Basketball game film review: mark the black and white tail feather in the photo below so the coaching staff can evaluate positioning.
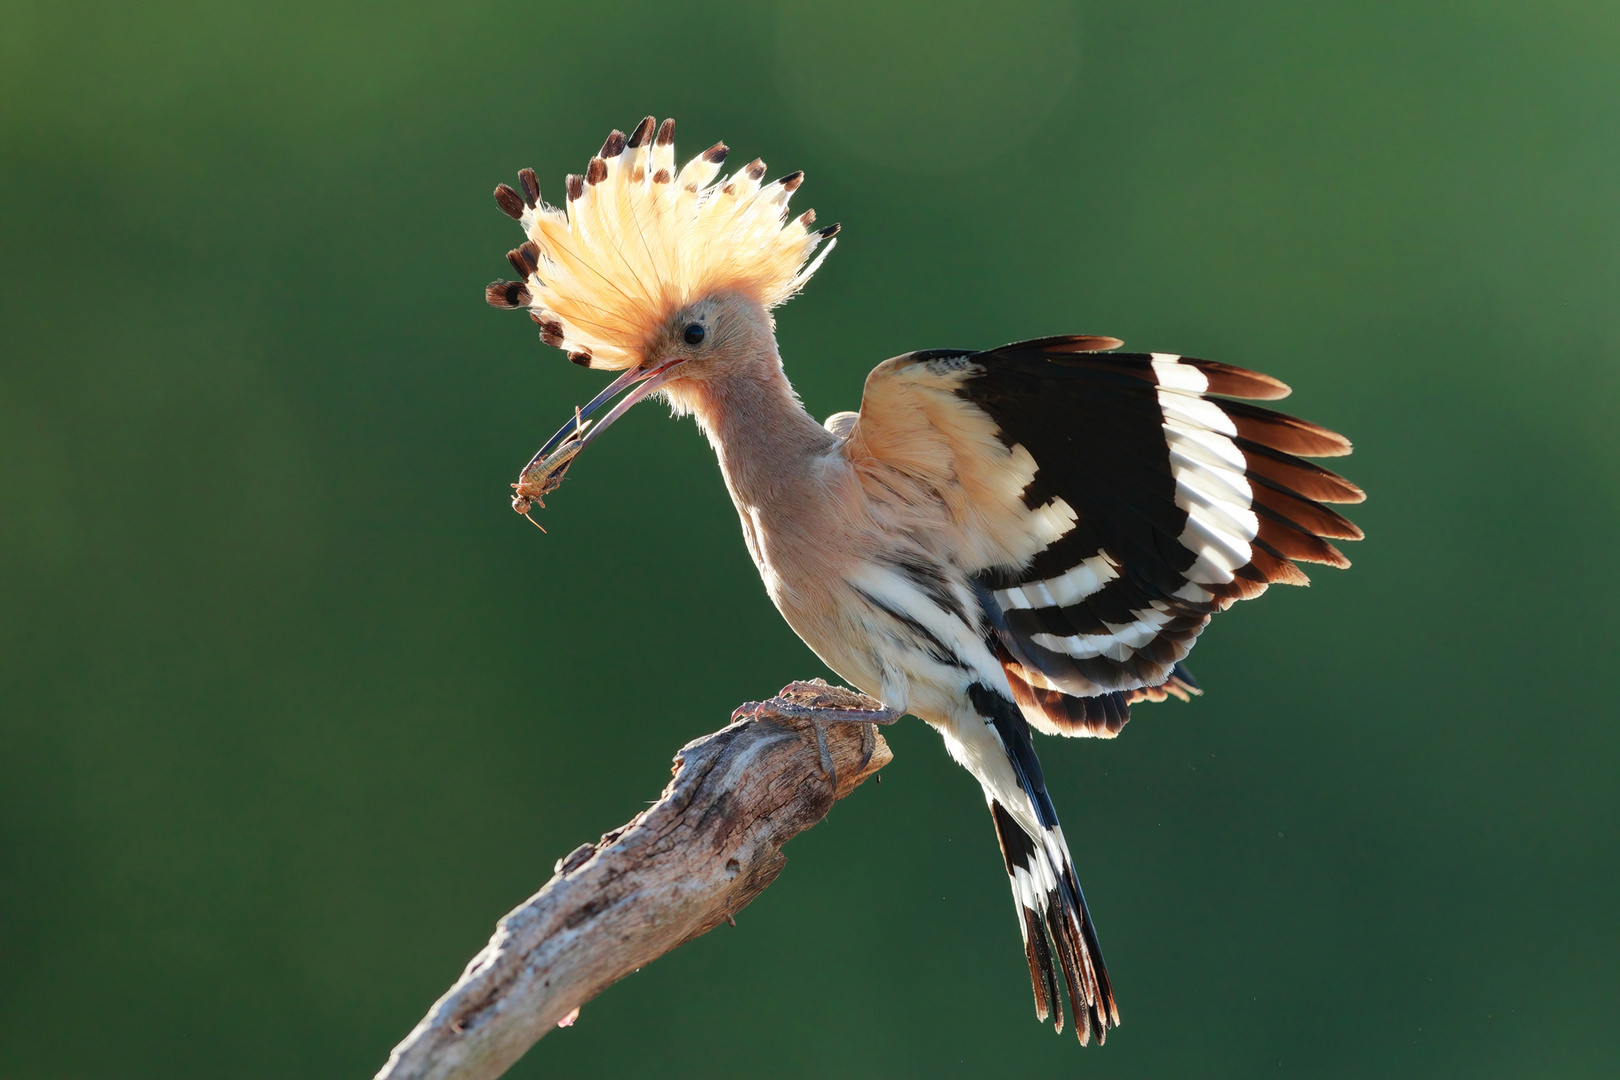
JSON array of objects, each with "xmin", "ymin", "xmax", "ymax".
[{"xmin": 969, "ymin": 684, "xmax": 1118, "ymax": 1043}]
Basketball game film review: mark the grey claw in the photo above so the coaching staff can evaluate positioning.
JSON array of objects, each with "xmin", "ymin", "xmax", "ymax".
[
  {"xmin": 812, "ymin": 721, "xmax": 837, "ymax": 789},
  {"xmin": 856, "ymin": 722, "xmax": 876, "ymax": 772}
]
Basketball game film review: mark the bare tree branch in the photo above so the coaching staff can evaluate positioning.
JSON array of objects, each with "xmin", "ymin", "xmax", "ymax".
[{"xmin": 374, "ymin": 680, "xmax": 894, "ymax": 1080}]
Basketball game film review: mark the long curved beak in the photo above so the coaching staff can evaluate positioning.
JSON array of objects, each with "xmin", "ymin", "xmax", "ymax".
[{"xmin": 511, "ymin": 357, "xmax": 686, "ymax": 518}]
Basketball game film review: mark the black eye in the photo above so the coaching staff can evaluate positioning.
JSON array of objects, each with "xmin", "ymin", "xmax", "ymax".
[{"xmin": 683, "ymin": 322, "xmax": 706, "ymax": 346}]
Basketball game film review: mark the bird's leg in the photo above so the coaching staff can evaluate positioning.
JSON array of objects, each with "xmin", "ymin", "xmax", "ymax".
[{"xmin": 729, "ymin": 678, "xmax": 902, "ymax": 789}]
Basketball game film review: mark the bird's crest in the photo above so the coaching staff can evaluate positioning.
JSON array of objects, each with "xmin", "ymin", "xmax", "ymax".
[{"xmin": 486, "ymin": 117, "xmax": 838, "ymax": 370}]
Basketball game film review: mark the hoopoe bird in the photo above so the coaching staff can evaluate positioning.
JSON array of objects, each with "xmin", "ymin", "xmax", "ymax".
[{"xmin": 485, "ymin": 118, "xmax": 1363, "ymax": 1044}]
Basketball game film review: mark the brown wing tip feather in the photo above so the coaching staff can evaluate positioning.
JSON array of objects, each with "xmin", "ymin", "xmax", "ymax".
[
  {"xmin": 1186, "ymin": 359, "xmax": 1293, "ymax": 400},
  {"xmin": 1226, "ymin": 401, "xmax": 1355, "ymax": 458},
  {"xmin": 1041, "ymin": 335, "xmax": 1126, "ymax": 354}
]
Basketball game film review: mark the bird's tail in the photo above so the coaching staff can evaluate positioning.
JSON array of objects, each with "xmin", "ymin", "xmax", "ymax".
[
  {"xmin": 987, "ymin": 799, "xmax": 1117, "ymax": 1043},
  {"xmin": 968, "ymin": 685, "xmax": 1118, "ymax": 1044}
]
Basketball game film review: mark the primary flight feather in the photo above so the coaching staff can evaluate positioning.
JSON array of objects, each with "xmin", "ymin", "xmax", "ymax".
[{"xmin": 485, "ymin": 117, "xmax": 1364, "ymax": 1044}]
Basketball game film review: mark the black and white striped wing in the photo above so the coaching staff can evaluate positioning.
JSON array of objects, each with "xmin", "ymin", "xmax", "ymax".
[{"xmin": 961, "ymin": 336, "xmax": 1363, "ymax": 735}]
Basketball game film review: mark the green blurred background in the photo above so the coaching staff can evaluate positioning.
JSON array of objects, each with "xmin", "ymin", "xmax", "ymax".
[{"xmin": 3, "ymin": 1, "xmax": 1616, "ymax": 1076}]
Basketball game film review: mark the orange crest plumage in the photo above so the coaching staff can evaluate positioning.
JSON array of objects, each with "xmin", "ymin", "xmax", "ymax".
[{"xmin": 485, "ymin": 117, "xmax": 839, "ymax": 370}]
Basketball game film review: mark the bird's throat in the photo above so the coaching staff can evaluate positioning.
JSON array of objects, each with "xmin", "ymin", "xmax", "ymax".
[{"xmin": 669, "ymin": 360, "xmax": 836, "ymax": 516}]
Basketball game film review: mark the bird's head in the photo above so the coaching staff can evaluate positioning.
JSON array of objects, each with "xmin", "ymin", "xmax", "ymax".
[{"xmin": 485, "ymin": 117, "xmax": 838, "ymax": 517}]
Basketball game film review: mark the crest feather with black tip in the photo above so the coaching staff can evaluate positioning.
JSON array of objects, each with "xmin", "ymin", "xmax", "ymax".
[{"xmin": 485, "ymin": 117, "xmax": 837, "ymax": 369}]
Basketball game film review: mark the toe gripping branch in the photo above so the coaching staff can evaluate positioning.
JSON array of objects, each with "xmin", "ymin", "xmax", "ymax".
[{"xmin": 731, "ymin": 678, "xmax": 901, "ymax": 790}]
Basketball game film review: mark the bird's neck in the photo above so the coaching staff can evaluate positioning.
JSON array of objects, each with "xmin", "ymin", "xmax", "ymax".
[{"xmin": 677, "ymin": 358, "xmax": 834, "ymax": 513}]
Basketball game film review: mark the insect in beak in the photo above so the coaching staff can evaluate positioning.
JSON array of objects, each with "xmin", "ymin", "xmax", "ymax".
[{"xmin": 510, "ymin": 356, "xmax": 687, "ymax": 526}]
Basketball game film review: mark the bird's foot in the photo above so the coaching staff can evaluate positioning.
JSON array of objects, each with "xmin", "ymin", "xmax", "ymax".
[
  {"xmin": 729, "ymin": 679, "xmax": 901, "ymax": 789},
  {"xmin": 774, "ymin": 680, "xmax": 902, "ymax": 724}
]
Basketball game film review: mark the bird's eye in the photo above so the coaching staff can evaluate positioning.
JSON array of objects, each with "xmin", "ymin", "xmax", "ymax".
[{"xmin": 683, "ymin": 323, "xmax": 706, "ymax": 346}]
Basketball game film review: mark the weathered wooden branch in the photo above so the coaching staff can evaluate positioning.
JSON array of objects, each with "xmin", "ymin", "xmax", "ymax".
[{"xmin": 374, "ymin": 680, "xmax": 894, "ymax": 1080}]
